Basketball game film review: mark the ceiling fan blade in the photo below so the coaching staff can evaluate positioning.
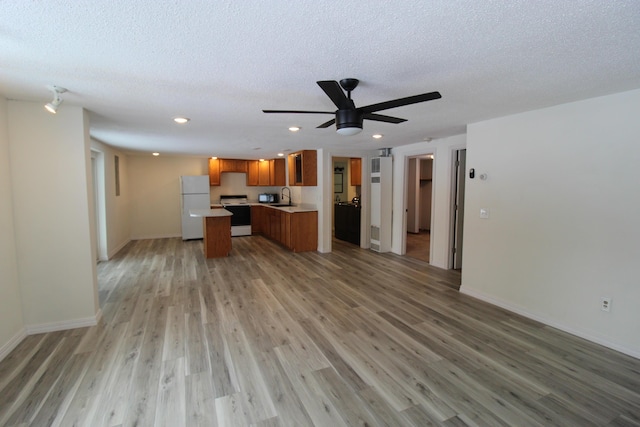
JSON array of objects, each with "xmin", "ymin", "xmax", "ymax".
[
  {"xmin": 262, "ymin": 109, "xmax": 334, "ymax": 114},
  {"xmin": 360, "ymin": 91, "xmax": 442, "ymax": 113},
  {"xmin": 363, "ymin": 113, "xmax": 407, "ymax": 124},
  {"xmin": 317, "ymin": 81, "xmax": 355, "ymax": 110},
  {"xmin": 317, "ymin": 118, "xmax": 336, "ymax": 128}
]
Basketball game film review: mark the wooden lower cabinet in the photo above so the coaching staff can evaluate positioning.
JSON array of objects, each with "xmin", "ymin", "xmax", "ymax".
[
  {"xmin": 203, "ymin": 215, "xmax": 231, "ymax": 258},
  {"xmin": 288, "ymin": 211, "xmax": 317, "ymax": 252},
  {"xmin": 254, "ymin": 206, "xmax": 317, "ymax": 252},
  {"xmin": 251, "ymin": 205, "xmax": 264, "ymax": 234}
]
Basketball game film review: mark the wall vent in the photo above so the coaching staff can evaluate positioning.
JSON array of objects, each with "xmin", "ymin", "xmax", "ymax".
[
  {"xmin": 371, "ymin": 176, "xmax": 380, "ymax": 183},
  {"xmin": 371, "ymin": 158, "xmax": 380, "ymax": 174},
  {"xmin": 371, "ymin": 225, "xmax": 380, "ymax": 241}
]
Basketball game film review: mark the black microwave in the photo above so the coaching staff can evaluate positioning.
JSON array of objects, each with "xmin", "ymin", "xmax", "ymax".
[{"xmin": 258, "ymin": 193, "xmax": 278, "ymax": 203}]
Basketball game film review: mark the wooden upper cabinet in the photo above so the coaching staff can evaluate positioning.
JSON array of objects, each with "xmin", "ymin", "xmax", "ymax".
[
  {"xmin": 258, "ymin": 160, "xmax": 271, "ymax": 186},
  {"xmin": 220, "ymin": 159, "xmax": 247, "ymax": 173},
  {"xmin": 246, "ymin": 160, "xmax": 259, "ymax": 186},
  {"xmin": 288, "ymin": 150, "xmax": 317, "ymax": 186},
  {"xmin": 350, "ymin": 158, "xmax": 362, "ymax": 186},
  {"xmin": 208, "ymin": 158, "xmax": 220, "ymax": 186},
  {"xmin": 246, "ymin": 158, "xmax": 286, "ymax": 186},
  {"xmin": 270, "ymin": 158, "xmax": 286, "ymax": 186}
]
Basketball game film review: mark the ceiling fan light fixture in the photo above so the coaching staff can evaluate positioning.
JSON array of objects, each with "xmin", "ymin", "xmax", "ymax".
[
  {"xmin": 336, "ymin": 109, "xmax": 363, "ymax": 136},
  {"xmin": 336, "ymin": 126, "xmax": 362, "ymax": 136}
]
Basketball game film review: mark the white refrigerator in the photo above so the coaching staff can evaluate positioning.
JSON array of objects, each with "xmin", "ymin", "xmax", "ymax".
[{"xmin": 180, "ymin": 175, "xmax": 210, "ymax": 240}]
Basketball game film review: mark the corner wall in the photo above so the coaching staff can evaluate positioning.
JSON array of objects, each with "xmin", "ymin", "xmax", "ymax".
[
  {"xmin": 0, "ymin": 97, "xmax": 25, "ymax": 358},
  {"xmin": 462, "ymin": 89, "xmax": 640, "ymax": 357},
  {"xmin": 7, "ymin": 101, "xmax": 99, "ymax": 331}
]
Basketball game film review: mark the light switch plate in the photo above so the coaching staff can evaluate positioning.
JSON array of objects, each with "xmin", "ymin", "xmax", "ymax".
[{"xmin": 480, "ymin": 208, "xmax": 489, "ymax": 219}]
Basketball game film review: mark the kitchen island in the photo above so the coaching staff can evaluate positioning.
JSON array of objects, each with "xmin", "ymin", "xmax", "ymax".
[
  {"xmin": 189, "ymin": 209, "xmax": 233, "ymax": 258},
  {"xmin": 251, "ymin": 204, "xmax": 318, "ymax": 252}
]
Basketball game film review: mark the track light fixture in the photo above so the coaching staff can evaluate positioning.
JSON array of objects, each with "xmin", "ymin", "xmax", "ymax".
[{"xmin": 44, "ymin": 86, "xmax": 67, "ymax": 114}]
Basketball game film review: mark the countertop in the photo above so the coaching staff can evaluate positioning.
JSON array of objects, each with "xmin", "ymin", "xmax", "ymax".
[
  {"xmin": 209, "ymin": 203, "xmax": 318, "ymax": 213},
  {"xmin": 189, "ymin": 208, "xmax": 233, "ymax": 218},
  {"xmin": 266, "ymin": 204, "xmax": 317, "ymax": 213}
]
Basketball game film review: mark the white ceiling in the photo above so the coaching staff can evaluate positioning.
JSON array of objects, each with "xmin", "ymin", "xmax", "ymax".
[{"xmin": 2, "ymin": 1, "xmax": 640, "ymax": 159}]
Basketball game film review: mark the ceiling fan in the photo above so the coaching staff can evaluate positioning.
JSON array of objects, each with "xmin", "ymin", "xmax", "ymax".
[{"xmin": 263, "ymin": 78, "xmax": 441, "ymax": 136}]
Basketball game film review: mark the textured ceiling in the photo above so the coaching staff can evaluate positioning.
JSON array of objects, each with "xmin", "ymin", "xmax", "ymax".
[{"xmin": 2, "ymin": 1, "xmax": 640, "ymax": 158}]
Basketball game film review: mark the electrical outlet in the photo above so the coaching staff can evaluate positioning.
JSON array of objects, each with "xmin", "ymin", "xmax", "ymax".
[{"xmin": 601, "ymin": 297, "xmax": 612, "ymax": 312}]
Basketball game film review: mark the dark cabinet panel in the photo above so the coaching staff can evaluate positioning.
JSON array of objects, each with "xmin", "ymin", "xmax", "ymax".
[{"xmin": 334, "ymin": 204, "xmax": 361, "ymax": 245}]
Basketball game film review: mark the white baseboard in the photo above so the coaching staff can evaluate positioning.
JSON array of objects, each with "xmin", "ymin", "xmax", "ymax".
[
  {"xmin": 460, "ymin": 287, "xmax": 640, "ymax": 360},
  {"xmin": 24, "ymin": 313, "xmax": 100, "ymax": 335},
  {"xmin": 0, "ymin": 328, "xmax": 27, "ymax": 363}
]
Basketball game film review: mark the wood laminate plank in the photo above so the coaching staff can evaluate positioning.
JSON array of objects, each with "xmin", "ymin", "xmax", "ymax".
[
  {"xmin": 273, "ymin": 344, "xmax": 349, "ymax": 427},
  {"xmin": 185, "ymin": 371, "xmax": 218, "ymax": 427},
  {"xmin": 154, "ymin": 357, "xmax": 187, "ymax": 427},
  {"xmin": 254, "ymin": 348, "xmax": 315, "ymax": 426},
  {"xmin": 310, "ymin": 366, "xmax": 386, "ymax": 427},
  {"xmin": 185, "ymin": 312, "xmax": 209, "ymax": 376},
  {"xmin": 162, "ymin": 304, "xmax": 185, "ymax": 361}
]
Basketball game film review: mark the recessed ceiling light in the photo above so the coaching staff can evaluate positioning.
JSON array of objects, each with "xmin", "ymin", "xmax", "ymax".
[
  {"xmin": 289, "ymin": 126, "xmax": 300, "ymax": 132},
  {"xmin": 277, "ymin": 153, "xmax": 284, "ymax": 157},
  {"xmin": 152, "ymin": 152, "xmax": 160, "ymax": 156},
  {"xmin": 173, "ymin": 117, "xmax": 190, "ymax": 124},
  {"xmin": 211, "ymin": 156, "xmax": 218, "ymax": 160},
  {"xmin": 372, "ymin": 134, "xmax": 383, "ymax": 139},
  {"xmin": 259, "ymin": 158, "xmax": 265, "ymax": 162}
]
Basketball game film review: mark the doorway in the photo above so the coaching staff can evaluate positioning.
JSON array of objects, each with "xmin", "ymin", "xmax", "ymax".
[
  {"xmin": 406, "ymin": 155, "xmax": 434, "ymax": 262},
  {"xmin": 332, "ymin": 156, "xmax": 362, "ymax": 246}
]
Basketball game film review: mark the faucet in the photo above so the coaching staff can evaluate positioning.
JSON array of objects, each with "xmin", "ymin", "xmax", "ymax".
[{"xmin": 281, "ymin": 187, "xmax": 291, "ymax": 205}]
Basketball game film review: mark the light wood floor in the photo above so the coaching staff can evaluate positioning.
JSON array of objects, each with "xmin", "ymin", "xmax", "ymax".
[
  {"xmin": 406, "ymin": 231, "xmax": 431, "ymax": 264},
  {"xmin": 1, "ymin": 236, "xmax": 639, "ymax": 426}
]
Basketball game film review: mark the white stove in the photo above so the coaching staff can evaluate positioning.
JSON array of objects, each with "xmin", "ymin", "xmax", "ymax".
[{"xmin": 220, "ymin": 195, "xmax": 252, "ymax": 236}]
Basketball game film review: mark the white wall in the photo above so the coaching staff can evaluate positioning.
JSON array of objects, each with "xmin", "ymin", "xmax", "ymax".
[
  {"xmin": 461, "ymin": 89, "xmax": 640, "ymax": 357},
  {"xmin": 392, "ymin": 135, "xmax": 467, "ymax": 268},
  {"xmin": 0, "ymin": 97, "xmax": 25, "ymax": 358},
  {"xmin": 128, "ymin": 155, "xmax": 208, "ymax": 239},
  {"xmin": 7, "ymin": 101, "xmax": 99, "ymax": 330}
]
